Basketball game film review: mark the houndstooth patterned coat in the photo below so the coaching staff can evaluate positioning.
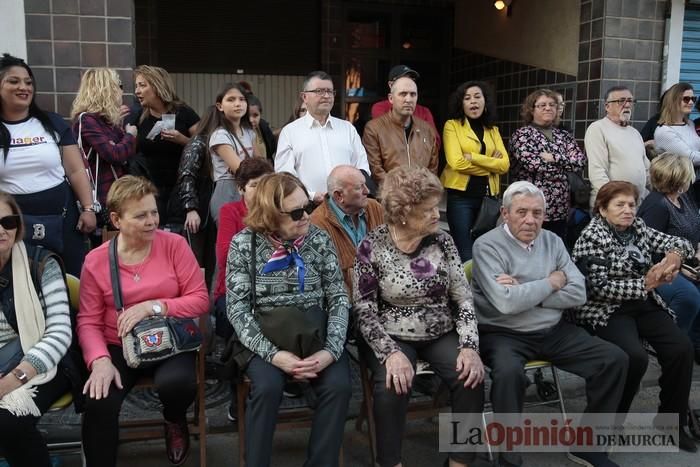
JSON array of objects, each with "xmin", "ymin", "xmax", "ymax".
[{"xmin": 571, "ymin": 215, "xmax": 694, "ymax": 329}]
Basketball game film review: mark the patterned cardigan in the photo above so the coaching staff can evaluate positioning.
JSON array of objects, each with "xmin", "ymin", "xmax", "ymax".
[
  {"xmin": 571, "ymin": 215, "xmax": 694, "ymax": 328},
  {"xmin": 226, "ymin": 225, "xmax": 350, "ymax": 362},
  {"xmin": 509, "ymin": 125, "xmax": 586, "ymax": 222}
]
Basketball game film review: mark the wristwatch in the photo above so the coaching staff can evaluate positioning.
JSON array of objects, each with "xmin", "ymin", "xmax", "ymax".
[
  {"xmin": 152, "ymin": 302, "xmax": 163, "ymax": 317},
  {"xmin": 11, "ymin": 368, "xmax": 28, "ymax": 385}
]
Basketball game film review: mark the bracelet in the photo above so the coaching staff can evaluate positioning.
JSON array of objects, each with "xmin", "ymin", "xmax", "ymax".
[
  {"xmin": 81, "ymin": 206, "xmax": 96, "ymax": 213},
  {"xmin": 668, "ymin": 248, "xmax": 685, "ymax": 260}
]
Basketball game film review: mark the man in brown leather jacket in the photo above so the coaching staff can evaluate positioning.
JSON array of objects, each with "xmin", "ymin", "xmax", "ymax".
[{"xmin": 362, "ymin": 75, "xmax": 439, "ymax": 185}]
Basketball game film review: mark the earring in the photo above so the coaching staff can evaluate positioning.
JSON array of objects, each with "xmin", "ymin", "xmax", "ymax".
[{"xmin": 401, "ymin": 220, "xmax": 406, "ymax": 225}]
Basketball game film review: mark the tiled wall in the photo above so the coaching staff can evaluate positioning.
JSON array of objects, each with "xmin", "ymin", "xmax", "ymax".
[
  {"xmin": 450, "ymin": 50, "xmax": 578, "ymax": 143},
  {"xmin": 576, "ymin": 0, "xmax": 667, "ymax": 137},
  {"xmin": 23, "ymin": 0, "xmax": 136, "ymax": 117}
]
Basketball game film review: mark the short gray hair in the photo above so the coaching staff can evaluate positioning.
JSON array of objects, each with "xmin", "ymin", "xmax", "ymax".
[{"xmin": 502, "ymin": 181, "xmax": 547, "ymax": 211}]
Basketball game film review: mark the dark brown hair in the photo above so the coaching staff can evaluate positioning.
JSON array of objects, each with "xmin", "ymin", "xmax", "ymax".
[
  {"xmin": 593, "ymin": 181, "xmax": 639, "ymax": 215},
  {"xmin": 521, "ymin": 88, "xmax": 558, "ymax": 125},
  {"xmin": 235, "ymin": 157, "xmax": 273, "ymax": 190}
]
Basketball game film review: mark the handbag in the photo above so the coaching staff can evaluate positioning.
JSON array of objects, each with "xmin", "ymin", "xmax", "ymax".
[
  {"xmin": 471, "ymin": 183, "xmax": 502, "ymax": 239},
  {"xmin": 0, "ymin": 337, "xmax": 24, "ymax": 376},
  {"xmin": 249, "ymin": 233, "xmax": 327, "ymax": 358},
  {"xmin": 23, "ymin": 211, "xmax": 66, "ymax": 254},
  {"xmin": 109, "ymin": 236, "xmax": 202, "ymax": 369}
]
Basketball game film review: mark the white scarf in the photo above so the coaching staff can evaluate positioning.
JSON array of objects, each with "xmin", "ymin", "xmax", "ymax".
[{"xmin": 0, "ymin": 242, "xmax": 56, "ymax": 416}]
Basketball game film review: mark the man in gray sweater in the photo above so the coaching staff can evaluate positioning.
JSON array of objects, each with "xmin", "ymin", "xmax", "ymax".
[{"xmin": 472, "ymin": 181, "xmax": 628, "ymax": 467}]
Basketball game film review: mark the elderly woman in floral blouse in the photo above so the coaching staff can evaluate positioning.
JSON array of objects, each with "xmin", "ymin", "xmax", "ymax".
[
  {"xmin": 353, "ymin": 166, "xmax": 484, "ymax": 467},
  {"xmin": 510, "ymin": 88, "xmax": 586, "ymax": 242}
]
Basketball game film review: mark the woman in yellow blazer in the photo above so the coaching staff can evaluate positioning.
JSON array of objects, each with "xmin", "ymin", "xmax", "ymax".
[{"xmin": 441, "ymin": 81, "xmax": 510, "ymax": 261}]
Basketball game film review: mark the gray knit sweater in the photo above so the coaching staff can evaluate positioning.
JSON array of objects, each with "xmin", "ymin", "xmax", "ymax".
[
  {"xmin": 471, "ymin": 226, "xmax": 586, "ymax": 332},
  {"xmin": 0, "ymin": 257, "xmax": 71, "ymax": 374}
]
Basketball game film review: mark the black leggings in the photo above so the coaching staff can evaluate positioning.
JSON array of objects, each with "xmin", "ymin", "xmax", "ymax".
[
  {"xmin": 81, "ymin": 345, "xmax": 197, "ymax": 467},
  {"xmin": 0, "ymin": 370, "xmax": 71, "ymax": 467}
]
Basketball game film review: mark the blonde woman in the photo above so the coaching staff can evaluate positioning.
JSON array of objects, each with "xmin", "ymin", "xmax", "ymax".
[
  {"xmin": 71, "ymin": 68, "xmax": 138, "ymax": 222},
  {"xmin": 130, "ymin": 65, "xmax": 199, "ymax": 225},
  {"xmin": 654, "ymin": 83, "xmax": 700, "ymax": 169}
]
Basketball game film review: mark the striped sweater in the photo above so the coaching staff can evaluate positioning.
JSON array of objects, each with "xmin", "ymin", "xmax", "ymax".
[{"xmin": 0, "ymin": 257, "xmax": 71, "ymax": 374}]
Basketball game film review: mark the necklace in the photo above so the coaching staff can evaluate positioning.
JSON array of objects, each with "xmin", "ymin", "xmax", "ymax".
[
  {"xmin": 121, "ymin": 246, "xmax": 151, "ymax": 282},
  {"xmin": 389, "ymin": 224, "xmax": 420, "ymax": 253}
]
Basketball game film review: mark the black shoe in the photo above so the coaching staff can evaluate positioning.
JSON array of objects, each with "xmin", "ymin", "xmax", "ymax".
[
  {"xmin": 567, "ymin": 451, "xmax": 619, "ymax": 467},
  {"xmin": 227, "ymin": 403, "xmax": 237, "ymax": 422},
  {"xmin": 679, "ymin": 427, "xmax": 698, "ymax": 453}
]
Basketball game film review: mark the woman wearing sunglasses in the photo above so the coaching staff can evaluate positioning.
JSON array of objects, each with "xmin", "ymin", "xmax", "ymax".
[
  {"xmin": 226, "ymin": 172, "xmax": 351, "ymax": 467},
  {"xmin": 655, "ymin": 82, "xmax": 700, "ymax": 169},
  {"xmin": 0, "ymin": 192, "xmax": 73, "ymax": 467}
]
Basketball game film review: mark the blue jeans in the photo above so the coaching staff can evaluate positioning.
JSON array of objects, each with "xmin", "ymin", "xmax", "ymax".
[
  {"xmin": 446, "ymin": 189, "xmax": 483, "ymax": 262},
  {"xmin": 656, "ymin": 274, "xmax": 700, "ymax": 348}
]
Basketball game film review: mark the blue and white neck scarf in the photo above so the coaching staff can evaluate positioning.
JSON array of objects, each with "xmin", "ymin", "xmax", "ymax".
[{"xmin": 262, "ymin": 234, "xmax": 307, "ymax": 292}]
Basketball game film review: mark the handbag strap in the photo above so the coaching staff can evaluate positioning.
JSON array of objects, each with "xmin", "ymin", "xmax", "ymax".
[
  {"xmin": 108, "ymin": 236, "xmax": 125, "ymax": 313},
  {"xmin": 229, "ymin": 130, "xmax": 252, "ymax": 160},
  {"xmin": 249, "ymin": 231, "xmax": 256, "ymax": 312}
]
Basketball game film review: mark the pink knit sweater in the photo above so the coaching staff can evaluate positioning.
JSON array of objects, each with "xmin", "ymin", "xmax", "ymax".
[{"xmin": 77, "ymin": 230, "xmax": 209, "ymax": 368}]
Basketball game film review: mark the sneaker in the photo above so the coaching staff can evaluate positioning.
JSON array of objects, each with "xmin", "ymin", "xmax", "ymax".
[
  {"xmin": 567, "ymin": 451, "xmax": 619, "ymax": 467},
  {"xmin": 227, "ymin": 403, "xmax": 237, "ymax": 422},
  {"xmin": 415, "ymin": 360, "xmax": 435, "ymax": 376}
]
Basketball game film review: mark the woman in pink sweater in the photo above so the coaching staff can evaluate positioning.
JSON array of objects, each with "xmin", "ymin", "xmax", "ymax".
[{"xmin": 77, "ymin": 176, "xmax": 209, "ymax": 467}]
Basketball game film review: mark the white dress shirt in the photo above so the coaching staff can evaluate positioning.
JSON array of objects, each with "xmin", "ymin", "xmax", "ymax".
[{"xmin": 274, "ymin": 112, "xmax": 370, "ymax": 197}]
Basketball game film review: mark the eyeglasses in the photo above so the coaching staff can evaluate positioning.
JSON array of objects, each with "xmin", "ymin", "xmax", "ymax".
[
  {"xmin": 0, "ymin": 215, "xmax": 20, "ymax": 230},
  {"xmin": 682, "ymin": 96, "xmax": 698, "ymax": 104},
  {"xmin": 533, "ymin": 102, "xmax": 558, "ymax": 109},
  {"xmin": 280, "ymin": 203, "xmax": 315, "ymax": 221},
  {"xmin": 606, "ymin": 98, "xmax": 636, "ymax": 105},
  {"xmin": 303, "ymin": 88, "xmax": 336, "ymax": 97}
]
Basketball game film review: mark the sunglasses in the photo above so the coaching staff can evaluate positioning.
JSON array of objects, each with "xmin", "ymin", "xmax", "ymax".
[
  {"xmin": 281, "ymin": 203, "xmax": 315, "ymax": 221},
  {"xmin": 0, "ymin": 215, "xmax": 20, "ymax": 230},
  {"xmin": 682, "ymin": 96, "xmax": 698, "ymax": 104}
]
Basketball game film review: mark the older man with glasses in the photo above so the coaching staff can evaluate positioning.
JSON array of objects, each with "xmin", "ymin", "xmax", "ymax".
[
  {"xmin": 584, "ymin": 85, "xmax": 650, "ymax": 210},
  {"xmin": 275, "ymin": 70, "xmax": 370, "ymax": 203}
]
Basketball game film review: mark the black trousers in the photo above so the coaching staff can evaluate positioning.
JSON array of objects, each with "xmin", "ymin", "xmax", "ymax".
[
  {"xmin": 361, "ymin": 331, "xmax": 484, "ymax": 467},
  {"xmin": 591, "ymin": 299, "xmax": 694, "ymax": 427},
  {"xmin": 81, "ymin": 345, "xmax": 197, "ymax": 467},
  {"xmin": 0, "ymin": 370, "xmax": 71, "ymax": 467},
  {"xmin": 243, "ymin": 352, "xmax": 352, "ymax": 467},
  {"xmin": 479, "ymin": 320, "xmax": 628, "ymax": 466}
]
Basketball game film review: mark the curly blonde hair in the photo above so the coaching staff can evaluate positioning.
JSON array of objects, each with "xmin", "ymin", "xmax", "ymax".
[
  {"xmin": 380, "ymin": 167, "xmax": 443, "ymax": 224},
  {"xmin": 70, "ymin": 68, "xmax": 122, "ymax": 125}
]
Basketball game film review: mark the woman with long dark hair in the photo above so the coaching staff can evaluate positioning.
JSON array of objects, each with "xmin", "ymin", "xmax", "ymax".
[
  {"xmin": 441, "ymin": 81, "xmax": 510, "ymax": 262},
  {"xmin": 0, "ymin": 53, "xmax": 96, "ymax": 275}
]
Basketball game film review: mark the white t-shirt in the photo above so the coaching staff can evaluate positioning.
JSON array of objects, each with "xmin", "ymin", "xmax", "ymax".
[
  {"xmin": 208, "ymin": 127, "xmax": 256, "ymax": 181},
  {"xmin": 0, "ymin": 114, "xmax": 73, "ymax": 194}
]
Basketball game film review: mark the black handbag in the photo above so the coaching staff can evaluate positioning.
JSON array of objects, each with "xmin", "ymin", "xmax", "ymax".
[
  {"xmin": 109, "ymin": 236, "xmax": 202, "ymax": 369},
  {"xmin": 471, "ymin": 184, "xmax": 502, "ymax": 239},
  {"xmin": 0, "ymin": 337, "xmax": 23, "ymax": 375}
]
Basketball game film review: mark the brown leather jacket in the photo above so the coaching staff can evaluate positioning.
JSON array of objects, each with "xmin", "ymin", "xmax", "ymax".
[
  {"xmin": 362, "ymin": 112, "xmax": 439, "ymax": 184},
  {"xmin": 310, "ymin": 197, "xmax": 384, "ymax": 294}
]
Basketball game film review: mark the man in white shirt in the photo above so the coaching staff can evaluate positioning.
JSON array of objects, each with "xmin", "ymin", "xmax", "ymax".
[
  {"xmin": 275, "ymin": 71, "xmax": 370, "ymax": 202},
  {"xmin": 585, "ymin": 86, "xmax": 649, "ymax": 209}
]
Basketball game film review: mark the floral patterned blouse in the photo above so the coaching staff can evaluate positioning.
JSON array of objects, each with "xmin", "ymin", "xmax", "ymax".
[
  {"xmin": 352, "ymin": 225, "xmax": 479, "ymax": 364},
  {"xmin": 509, "ymin": 125, "xmax": 586, "ymax": 222}
]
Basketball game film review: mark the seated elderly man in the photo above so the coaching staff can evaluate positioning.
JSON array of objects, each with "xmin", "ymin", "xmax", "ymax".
[
  {"xmin": 471, "ymin": 181, "xmax": 628, "ymax": 467},
  {"xmin": 310, "ymin": 165, "xmax": 383, "ymax": 292}
]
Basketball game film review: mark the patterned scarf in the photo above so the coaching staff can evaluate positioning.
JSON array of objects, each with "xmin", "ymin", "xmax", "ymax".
[{"xmin": 262, "ymin": 234, "xmax": 306, "ymax": 292}]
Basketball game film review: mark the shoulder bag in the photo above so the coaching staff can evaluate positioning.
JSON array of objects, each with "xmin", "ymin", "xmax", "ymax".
[
  {"xmin": 109, "ymin": 236, "xmax": 202, "ymax": 369},
  {"xmin": 471, "ymin": 183, "xmax": 502, "ymax": 239}
]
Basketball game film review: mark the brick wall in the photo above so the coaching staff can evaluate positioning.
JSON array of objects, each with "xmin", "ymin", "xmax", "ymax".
[
  {"xmin": 576, "ymin": 0, "xmax": 667, "ymax": 137},
  {"xmin": 24, "ymin": 0, "xmax": 136, "ymax": 118},
  {"xmin": 450, "ymin": 50, "xmax": 578, "ymax": 143}
]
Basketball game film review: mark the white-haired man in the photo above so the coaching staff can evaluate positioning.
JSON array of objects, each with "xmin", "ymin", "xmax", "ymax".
[{"xmin": 471, "ymin": 181, "xmax": 628, "ymax": 467}]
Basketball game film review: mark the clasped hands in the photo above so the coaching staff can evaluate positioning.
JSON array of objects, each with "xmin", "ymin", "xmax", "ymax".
[
  {"xmin": 271, "ymin": 349, "xmax": 334, "ymax": 380},
  {"xmin": 644, "ymin": 254, "xmax": 681, "ymax": 291}
]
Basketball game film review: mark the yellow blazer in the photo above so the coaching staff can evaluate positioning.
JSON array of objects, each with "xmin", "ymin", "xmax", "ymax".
[{"xmin": 440, "ymin": 118, "xmax": 510, "ymax": 194}]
